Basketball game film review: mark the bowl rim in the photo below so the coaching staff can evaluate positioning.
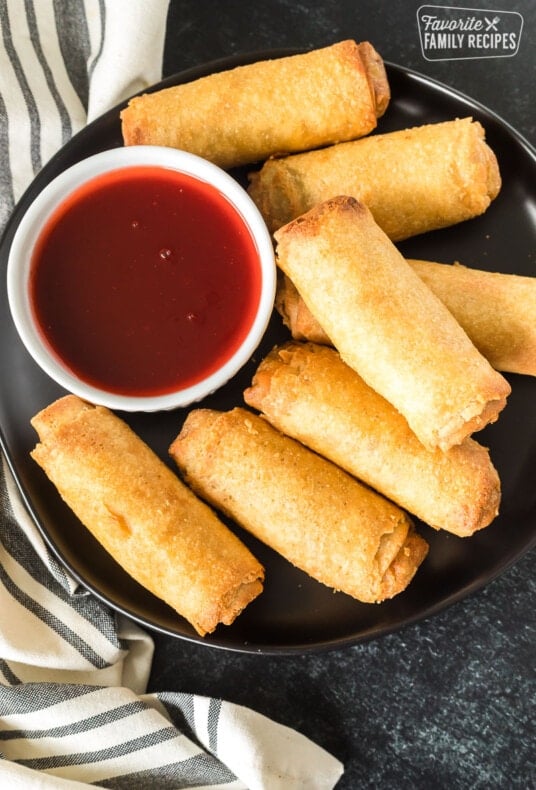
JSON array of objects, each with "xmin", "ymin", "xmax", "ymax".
[{"xmin": 6, "ymin": 146, "xmax": 276, "ymax": 412}]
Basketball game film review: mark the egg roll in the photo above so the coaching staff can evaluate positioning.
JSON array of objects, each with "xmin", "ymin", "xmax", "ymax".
[
  {"xmin": 30, "ymin": 395, "xmax": 264, "ymax": 636},
  {"xmin": 274, "ymin": 196, "xmax": 510, "ymax": 451},
  {"xmin": 410, "ymin": 260, "xmax": 536, "ymax": 377},
  {"xmin": 169, "ymin": 407, "xmax": 428, "ymax": 604},
  {"xmin": 276, "ymin": 261, "xmax": 536, "ymax": 377},
  {"xmin": 276, "ymin": 270, "xmax": 332, "ymax": 345},
  {"xmin": 121, "ymin": 40, "xmax": 389, "ymax": 169},
  {"xmin": 245, "ymin": 342, "xmax": 501, "ymax": 537},
  {"xmin": 248, "ymin": 117, "xmax": 501, "ymax": 238}
]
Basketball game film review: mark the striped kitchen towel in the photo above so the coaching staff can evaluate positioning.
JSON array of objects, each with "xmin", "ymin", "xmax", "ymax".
[{"xmin": 0, "ymin": 1, "xmax": 344, "ymax": 787}]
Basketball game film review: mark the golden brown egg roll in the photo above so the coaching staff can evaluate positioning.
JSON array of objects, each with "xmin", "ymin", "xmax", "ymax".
[
  {"xmin": 245, "ymin": 342, "xmax": 501, "ymax": 537},
  {"xmin": 120, "ymin": 40, "xmax": 389, "ymax": 169},
  {"xmin": 30, "ymin": 395, "xmax": 263, "ymax": 636},
  {"xmin": 275, "ymin": 271, "xmax": 332, "ymax": 345},
  {"xmin": 274, "ymin": 196, "xmax": 511, "ymax": 451},
  {"xmin": 410, "ymin": 260, "xmax": 536, "ymax": 376},
  {"xmin": 248, "ymin": 117, "xmax": 501, "ymax": 238},
  {"xmin": 169, "ymin": 407, "xmax": 428, "ymax": 604},
  {"xmin": 276, "ymin": 260, "xmax": 536, "ymax": 377}
]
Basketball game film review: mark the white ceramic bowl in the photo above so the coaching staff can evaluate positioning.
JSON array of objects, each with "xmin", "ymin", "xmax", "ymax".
[{"xmin": 7, "ymin": 146, "xmax": 276, "ymax": 412}]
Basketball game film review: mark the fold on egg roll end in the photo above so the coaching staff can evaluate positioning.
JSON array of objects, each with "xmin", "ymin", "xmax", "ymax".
[
  {"xmin": 377, "ymin": 526, "xmax": 429, "ymax": 601},
  {"xmin": 357, "ymin": 40, "xmax": 390, "ymax": 118}
]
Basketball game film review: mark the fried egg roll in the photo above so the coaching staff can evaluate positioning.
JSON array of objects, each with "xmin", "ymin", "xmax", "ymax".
[
  {"xmin": 30, "ymin": 395, "xmax": 264, "ymax": 636},
  {"xmin": 274, "ymin": 197, "xmax": 510, "ymax": 451},
  {"xmin": 276, "ymin": 261, "xmax": 536, "ymax": 377},
  {"xmin": 410, "ymin": 260, "xmax": 536, "ymax": 377},
  {"xmin": 245, "ymin": 342, "xmax": 501, "ymax": 537},
  {"xmin": 170, "ymin": 407, "xmax": 428, "ymax": 604},
  {"xmin": 121, "ymin": 40, "xmax": 389, "ymax": 169},
  {"xmin": 276, "ymin": 271, "xmax": 332, "ymax": 345},
  {"xmin": 248, "ymin": 117, "xmax": 501, "ymax": 238}
]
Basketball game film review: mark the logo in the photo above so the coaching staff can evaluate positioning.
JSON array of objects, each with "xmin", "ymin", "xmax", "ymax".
[{"xmin": 417, "ymin": 5, "xmax": 523, "ymax": 61}]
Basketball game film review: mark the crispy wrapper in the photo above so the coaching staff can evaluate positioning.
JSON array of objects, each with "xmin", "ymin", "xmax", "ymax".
[
  {"xmin": 30, "ymin": 395, "xmax": 264, "ymax": 636},
  {"xmin": 170, "ymin": 407, "xmax": 428, "ymax": 604},
  {"xmin": 248, "ymin": 117, "xmax": 501, "ymax": 238},
  {"xmin": 245, "ymin": 342, "xmax": 501, "ymax": 537},
  {"xmin": 274, "ymin": 196, "xmax": 511, "ymax": 451},
  {"xmin": 275, "ymin": 270, "xmax": 332, "ymax": 345},
  {"xmin": 121, "ymin": 40, "xmax": 389, "ymax": 169},
  {"xmin": 276, "ymin": 262, "xmax": 536, "ymax": 377},
  {"xmin": 411, "ymin": 260, "xmax": 536, "ymax": 377}
]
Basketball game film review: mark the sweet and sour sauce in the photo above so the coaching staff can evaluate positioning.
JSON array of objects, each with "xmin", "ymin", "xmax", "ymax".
[{"xmin": 30, "ymin": 166, "xmax": 262, "ymax": 396}]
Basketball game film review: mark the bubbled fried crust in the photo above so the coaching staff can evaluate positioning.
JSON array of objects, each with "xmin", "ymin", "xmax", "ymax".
[
  {"xmin": 30, "ymin": 395, "xmax": 263, "ymax": 637},
  {"xmin": 121, "ymin": 40, "xmax": 388, "ymax": 169},
  {"xmin": 170, "ymin": 407, "xmax": 428, "ymax": 604},
  {"xmin": 248, "ymin": 117, "xmax": 501, "ymax": 237},
  {"xmin": 245, "ymin": 341, "xmax": 501, "ymax": 537}
]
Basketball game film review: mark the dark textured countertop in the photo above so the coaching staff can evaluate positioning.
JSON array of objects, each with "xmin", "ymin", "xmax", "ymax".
[{"xmin": 148, "ymin": 2, "xmax": 536, "ymax": 787}]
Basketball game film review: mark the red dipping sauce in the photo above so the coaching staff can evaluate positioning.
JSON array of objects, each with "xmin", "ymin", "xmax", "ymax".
[{"xmin": 30, "ymin": 166, "xmax": 262, "ymax": 396}]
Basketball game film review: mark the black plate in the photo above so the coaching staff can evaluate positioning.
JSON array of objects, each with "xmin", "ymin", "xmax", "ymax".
[{"xmin": 2, "ymin": 54, "xmax": 536, "ymax": 655}]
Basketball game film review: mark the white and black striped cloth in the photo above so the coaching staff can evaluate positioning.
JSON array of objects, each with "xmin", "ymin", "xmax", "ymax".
[{"xmin": 0, "ymin": 2, "xmax": 344, "ymax": 786}]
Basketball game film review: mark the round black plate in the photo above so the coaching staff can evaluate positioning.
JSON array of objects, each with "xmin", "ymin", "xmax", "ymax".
[{"xmin": 1, "ymin": 53, "xmax": 535, "ymax": 654}]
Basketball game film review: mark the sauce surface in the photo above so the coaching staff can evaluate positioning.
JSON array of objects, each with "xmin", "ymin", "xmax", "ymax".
[{"xmin": 30, "ymin": 166, "xmax": 262, "ymax": 396}]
